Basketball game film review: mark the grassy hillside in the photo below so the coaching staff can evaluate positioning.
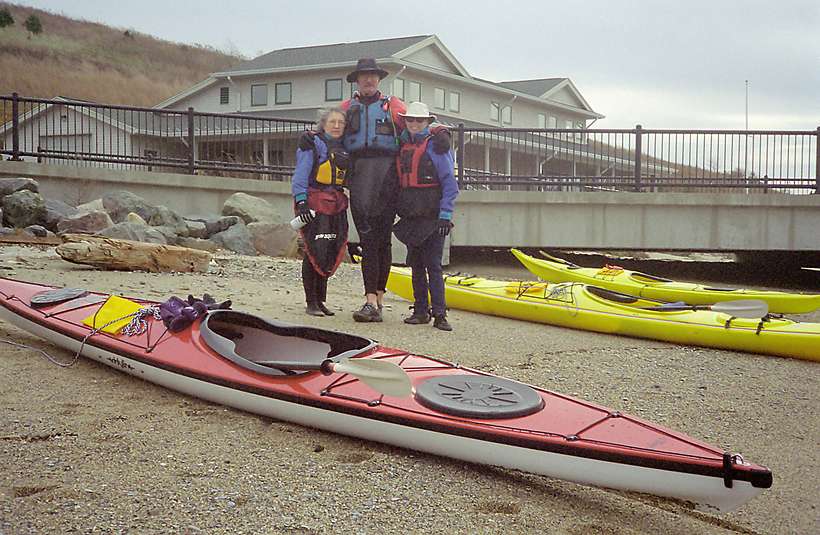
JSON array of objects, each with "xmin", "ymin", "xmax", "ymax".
[{"xmin": 0, "ymin": 2, "xmax": 240, "ymax": 107}]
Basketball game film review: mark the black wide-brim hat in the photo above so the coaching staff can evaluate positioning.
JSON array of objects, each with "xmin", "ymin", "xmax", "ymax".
[{"xmin": 346, "ymin": 58, "xmax": 389, "ymax": 83}]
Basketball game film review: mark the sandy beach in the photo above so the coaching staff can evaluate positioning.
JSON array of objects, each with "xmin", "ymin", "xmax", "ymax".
[{"xmin": 0, "ymin": 245, "xmax": 818, "ymax": 534}]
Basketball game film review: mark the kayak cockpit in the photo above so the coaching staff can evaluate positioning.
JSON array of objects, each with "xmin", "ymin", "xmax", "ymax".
[{"xmin": 200, "ymin": 310, "xmax": 376, "ymax": 376}]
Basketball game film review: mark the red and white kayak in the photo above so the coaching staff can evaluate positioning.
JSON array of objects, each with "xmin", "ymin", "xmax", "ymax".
[{"xmin": 0, "ymin": 276, "xmax": 772, "ymax": 513}]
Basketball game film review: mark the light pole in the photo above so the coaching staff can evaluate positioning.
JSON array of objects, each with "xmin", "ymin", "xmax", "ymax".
[{"xmin": 745, "ymin": 80, "xmax": 749, "ymax": 130}]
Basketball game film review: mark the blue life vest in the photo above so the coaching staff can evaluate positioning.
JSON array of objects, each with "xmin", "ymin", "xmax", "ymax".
[{"xmin": 343, "ymin": 95, "xmax": 400, "ymax": 155}]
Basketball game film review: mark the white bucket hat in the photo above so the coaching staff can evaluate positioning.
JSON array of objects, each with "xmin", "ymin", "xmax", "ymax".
[{"xmin": 399, "ymin": 101, "xmax": 436, "ymax": 122}]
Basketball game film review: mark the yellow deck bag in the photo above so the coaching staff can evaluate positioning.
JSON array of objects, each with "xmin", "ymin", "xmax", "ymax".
[{"xmin": 82, "ymin": 295, "xmax": 143, "ymax": 334}]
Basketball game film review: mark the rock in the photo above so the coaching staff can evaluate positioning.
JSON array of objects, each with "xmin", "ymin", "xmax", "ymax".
[
  {"xmin": 149, "ymin": 206, "xmax": 188, "ymax": 236},
  {"xmin": 0, "ymin": 177, "xmax": 39, "ymax": 196},
  {"xmin": 24, "ymin": 225, "xmax": 49, "ymax": 238},
  {"xmin": 43, "ymin": 198, "xmax": 79, "ymax": 233},
  {"xmin": 0, "ymin": 227, "xmax": 15, "ymax": 237},
  {"xmin": 126, "ymin": 212, "xmax": 147, "ymax": 225},
  {"xmin": 102, "ymin": 190, "xmax": 158, "ymax": 223},
  {"xmin": 247, "ymin": 222, "xmax": 298, "ymax": 257},
  {"xmin": 3, "ymin": 190, "xmax": 47, "ymax": 228},
  {"xmin": 221, "ymin": 192, "xmax": 283, "ymax": 225},
  {"xmin": 96, "ymin": 222, "xmax": 168, "ymax": 244},
  {"xmin": 57, "ymin": 210, "xmax": 114, "ymax": 234},
  {"xmin": 209, "ymin": 221, "xmax": 256, "ymax": 256},
  {"xmin": 176, "ymin": 237, "xmax": 219, "ymax": 253},
  {"xmin": 151, "ymin": 225, "xmax": 180, "ymax": 245},
  {"xmin": 183, "ymin": 220, "xmax": 208, "ymax": 239},
  {"xmin": 76, "ymin": 198, "xmax": 104, "ymax": 213}
]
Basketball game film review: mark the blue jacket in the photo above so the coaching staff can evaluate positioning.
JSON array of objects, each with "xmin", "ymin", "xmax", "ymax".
[
  {"xmin": 342, "ymin": 93, "xmax": 404, "ymax": 155},
  {"xmin": 399, "ymin": 128, "xmax": 459, "ymax": 220},
  {"xmin": 291, "ymin": 133, "xmax": 342, "ymax": 202}
]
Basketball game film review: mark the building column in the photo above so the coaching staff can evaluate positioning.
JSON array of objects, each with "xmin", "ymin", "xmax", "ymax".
[
  {"xmin": 505, "ymin": 146, "xmax": 512, "ymax": 175},
  {"xmin": 262, "ymin": 138, "xmax": 270, "ymax": 166},
  {"xmin": 484, "ymin": 144, "xmax": 490, "ymax": 173}
]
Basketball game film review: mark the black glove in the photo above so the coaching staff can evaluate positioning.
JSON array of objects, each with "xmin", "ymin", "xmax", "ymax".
[
  {"xmin": 437, "ymin": 219, "xmax": 452, "ymax": 237},
  {"xmin": 297, "ymin": 131, "xmax": 316, "ymax": 151},
  {"xmin": 330, "ymin": 148, "xmax": 350, "ymax": 171},
  {"xmin": 296, "ymin": 200, "xmax": 314, "ymax": 224},
  {"xmin": 431, "ymin": 128, "xmax": 451, "ymax": 154}
]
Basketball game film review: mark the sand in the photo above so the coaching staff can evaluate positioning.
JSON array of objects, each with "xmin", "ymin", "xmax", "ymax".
[{"xmin": 0, "ymin": 245, "xmax": 818, "ymax": 534}]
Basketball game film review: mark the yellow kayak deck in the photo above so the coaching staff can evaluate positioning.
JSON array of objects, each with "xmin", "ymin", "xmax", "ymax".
[
  {"xmin": 511, "ymin": 249, "xmax": 820, "ymax": 315},
  {"xmin": 386, "ymin": 266, "xmax": 820, "ymax": 362}
]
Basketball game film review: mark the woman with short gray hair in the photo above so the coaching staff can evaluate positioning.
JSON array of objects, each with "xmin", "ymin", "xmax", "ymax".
[{"xmin": 291, "ymin": 107, "xmax": 350, "ymax": 316}]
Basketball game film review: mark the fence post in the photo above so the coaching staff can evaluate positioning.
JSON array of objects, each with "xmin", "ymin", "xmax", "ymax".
[
  {"xmin": 187, "ymin": 107, "xmax": 195, "ymax": 175},
  {"xmin": 815, "ymin": 126, "xmax": 819, "ymax": 194},
  {"xmin": 457, "ymin": 122, "xmax": 464, "ymax": 182},
  {"xmin": 11, "ymin": 92, "xmax": 21, "ymax": 161},
  {"xmin": 634, "ymin": 124, "xmax": 642, "ymax": 192}
]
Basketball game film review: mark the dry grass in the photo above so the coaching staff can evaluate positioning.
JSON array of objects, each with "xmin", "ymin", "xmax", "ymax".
[{"xmin": 0, "ymin": 1, "xmax": 240, "ymax": 106}]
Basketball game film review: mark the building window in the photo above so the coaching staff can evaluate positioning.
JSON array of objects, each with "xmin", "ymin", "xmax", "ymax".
[
  {"xmin": 392, "ymin": 78, "xmax": 405, "ymax": 100},
  {"xmin": 220, "ymin": 87, "xmax": 229, "ymax": 105},
  {"xmin": 537, "ymin": 114, "xmax": 546, "ymax": 128},
  {"xmin": 350, "ymin": 82, "xmax": 357, "ymax": 96},
  {"xmin": 325, "ymin": 79, "xmax": 343, "ymax": 101},
  {"xmin": 490, "ymin": 102, "xmax": 500, "ymax": 121},
  {"xmin": 548, "ymin": 115, "xmax": 557, "ymax": 128},
  {"xmin": 449, "ymin": 91, "xmax": 460, "ymax": 113},
  {"xmin": 502, "ymin": 105, "xmax": 512, "ymax": 125},
  {"xmin": 251, "ymin": 84, "xmax": 267, "ymax": 107},
  {"xmin": 564, "ymin": 119, "xmax": 573, "ymax": 129},
  {"xmin": 434, "ymin": 88, "xmax": 445, "ymax": 110},
  {"xmin": 275, "ymin": 82, "xmax": 292, "ymax": 105},
  {"xmin": 408, "ymin": 81, "xmax": 421, "ymax": 103}
]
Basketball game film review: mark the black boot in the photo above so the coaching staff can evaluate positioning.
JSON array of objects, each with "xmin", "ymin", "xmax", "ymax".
[
  {"xmin": 433, "ymin": 314, "xmax": 452, "ymax": 331},
  {"xmin": 404, "ymin": 306, "xmax": 431, "ymax": 325},
  {"xmin": 305, "ymin": 303, "xmax": 324, "ymax": 317},
  {"xmin": 317, "ymin": 303, "xmax": 335, "ymax": 316}
]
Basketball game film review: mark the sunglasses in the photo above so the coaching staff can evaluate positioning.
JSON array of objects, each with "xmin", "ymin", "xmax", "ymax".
[{"xmin": 405, "ymin": 117, "xmax": 429, "ymax": 123}]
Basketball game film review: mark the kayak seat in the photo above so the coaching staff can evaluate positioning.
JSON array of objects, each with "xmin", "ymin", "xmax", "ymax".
[
  {"xmin": 201, "ymin": 310, "xmax": 375, "ymax": 376},
  {"xmin": 702, "ymin": 286, "xmax": 740, "ymax": 292},
  {"xmin": 585, "ymin": 285, "xmax": 641, "ymax": 304}
]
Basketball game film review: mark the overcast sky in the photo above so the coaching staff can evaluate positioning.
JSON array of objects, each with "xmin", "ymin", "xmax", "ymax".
[{"xmin": 11, "ymin": 0, "xmax": 820, "ymax": 130}]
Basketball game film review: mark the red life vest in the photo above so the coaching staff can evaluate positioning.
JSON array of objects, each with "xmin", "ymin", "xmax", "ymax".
[
  {"xmin": 396, "ymin": 136, "xmax": 441, "ymax": 219},
  {"xmin": 397, "ymin": 136, "xmax": 439, "ymax": 189}
]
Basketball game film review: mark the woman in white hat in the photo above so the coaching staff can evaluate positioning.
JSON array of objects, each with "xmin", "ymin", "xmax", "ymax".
[{"xmin": 393, "ymin": 102, "xmax": 459, "ymax": 331}]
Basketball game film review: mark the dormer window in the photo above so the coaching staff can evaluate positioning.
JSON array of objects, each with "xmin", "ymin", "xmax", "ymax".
[
  {"xmin": 275, "ymin": 82, "xmax": 292, "ymax": 105},
  {"xmin": 220, "ymin": 87, "xmax": 229, "ymax": 105}
]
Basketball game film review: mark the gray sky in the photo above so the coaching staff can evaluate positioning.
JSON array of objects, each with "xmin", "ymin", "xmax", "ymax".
[{"xmin": 11, "ymin": 0, "xmax": 820, "ymax": 129}]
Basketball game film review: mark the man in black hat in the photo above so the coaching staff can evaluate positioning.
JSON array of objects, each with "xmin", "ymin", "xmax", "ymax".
[
  {"xmin": 341, "ymin": 58, "xmax": 406, "ymax": 322},
  {"xmin": 342, "ymin": 58, "xmax": 453, "ymax": 323}
]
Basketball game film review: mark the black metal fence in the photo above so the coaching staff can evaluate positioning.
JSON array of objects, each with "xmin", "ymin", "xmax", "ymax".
[{"xmin": 2, "ymin": 93, "xmax": 818, "ymax": 193}]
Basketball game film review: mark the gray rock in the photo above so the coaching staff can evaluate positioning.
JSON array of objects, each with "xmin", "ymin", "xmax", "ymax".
[
  {"xmin": 3, "ymin": 190, "xmax": 47, "ymax": 228},
  {"xmin": 126, "ymin": 212, "xmax": 148, "ymax": 225},
  {"xmin": 151, "ymin": 225, "xmax": 180, "ymax": 245},
  {"xmin": 209, "ymin": 221, "xmax": 256, "ymax": 256},
  {"xmin": 102, "ymin": 190, "xmax": 158, "ymax": 223},
  {"xmin": 0, "ymin": 177, "xmax": 39, "ymax": 196},
  {"xmin": 149, "ymin": 206, "xmax": 188, "ymax": 236},
  {"xmin": 183, "ymin": 219, "xmax": 208, "ymax": 239},
  {"xmin": 44, "ymin": 198, "xmax": 79, "ymax": 233},
  {"xmin": 57, "ymin": 210, "xmax": 114, "ymax": 234},
  {"xmin": 76, "ymin": 198, "xmax": 104, "ymax": 213},
  {"xmin": 221, "ymin": 192, "xmax": 283, "ymax": 225},
  {"xmin": 0, "ymin": 227, "xmax": 15, "ymax": 237},
  {"xmin": 176, "ymin": 237, "xmax": 219, "ymax": 252},
  {"xmin": 96, "ymin": 222, "xmax": 167, "ymax": 244},
  {"xmin": 188, "ymin": 215, "xmax": 242, "ymax": 238},
  {"xmin": 247, "ymin": 222, "xmax": 298, "ymax": 257},
  {"xmin": 24, "ymin": 225, "xmax": 49, "ymax": 237}
]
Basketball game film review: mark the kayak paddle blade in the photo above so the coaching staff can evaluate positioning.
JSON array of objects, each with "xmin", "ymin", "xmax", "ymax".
[
  {"xmin": 709, "ymin": 299, "xmax": 769, "ymax": 319},
  {"xmin": 332, "ymin": 359, "xmax": 413, "ymax": 398}
]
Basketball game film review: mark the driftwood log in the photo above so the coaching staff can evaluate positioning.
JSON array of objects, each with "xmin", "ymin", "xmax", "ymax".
[{"xmin": 56, "ymin": 234, "xmax": 212, "ymax": 273}]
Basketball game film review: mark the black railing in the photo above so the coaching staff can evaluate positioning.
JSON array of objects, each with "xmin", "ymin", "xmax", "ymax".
[{"xmin": 2, "ymin": 93, "xmax": 818, "ymax": 193}]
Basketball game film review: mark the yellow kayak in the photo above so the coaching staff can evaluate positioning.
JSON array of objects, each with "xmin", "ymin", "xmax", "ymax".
[
  {"xmin": 385, "ymin": 266, "xmax": 820, "ymax": 362},
  {"xmin": 511, "ymin": 249, "xmax": 820, "ymax": 315}
]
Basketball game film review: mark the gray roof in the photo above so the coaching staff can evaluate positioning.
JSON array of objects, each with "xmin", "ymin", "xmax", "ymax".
[
  {"xmin": 227, "ymin": 35, "xmax": 431, "ymax": 73},
  {"xmin": 496, "ymin": 79, "xmax": 566, "ymax": 97}
]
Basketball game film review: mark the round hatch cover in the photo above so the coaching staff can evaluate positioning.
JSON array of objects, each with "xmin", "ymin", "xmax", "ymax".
[
  {"xmin": 30, "ymin": 288, "xmax": 88, "ymax": 308},
  {"xmin": 415, "ymin": 374, "xmax": 544, "ymax": 419}
]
